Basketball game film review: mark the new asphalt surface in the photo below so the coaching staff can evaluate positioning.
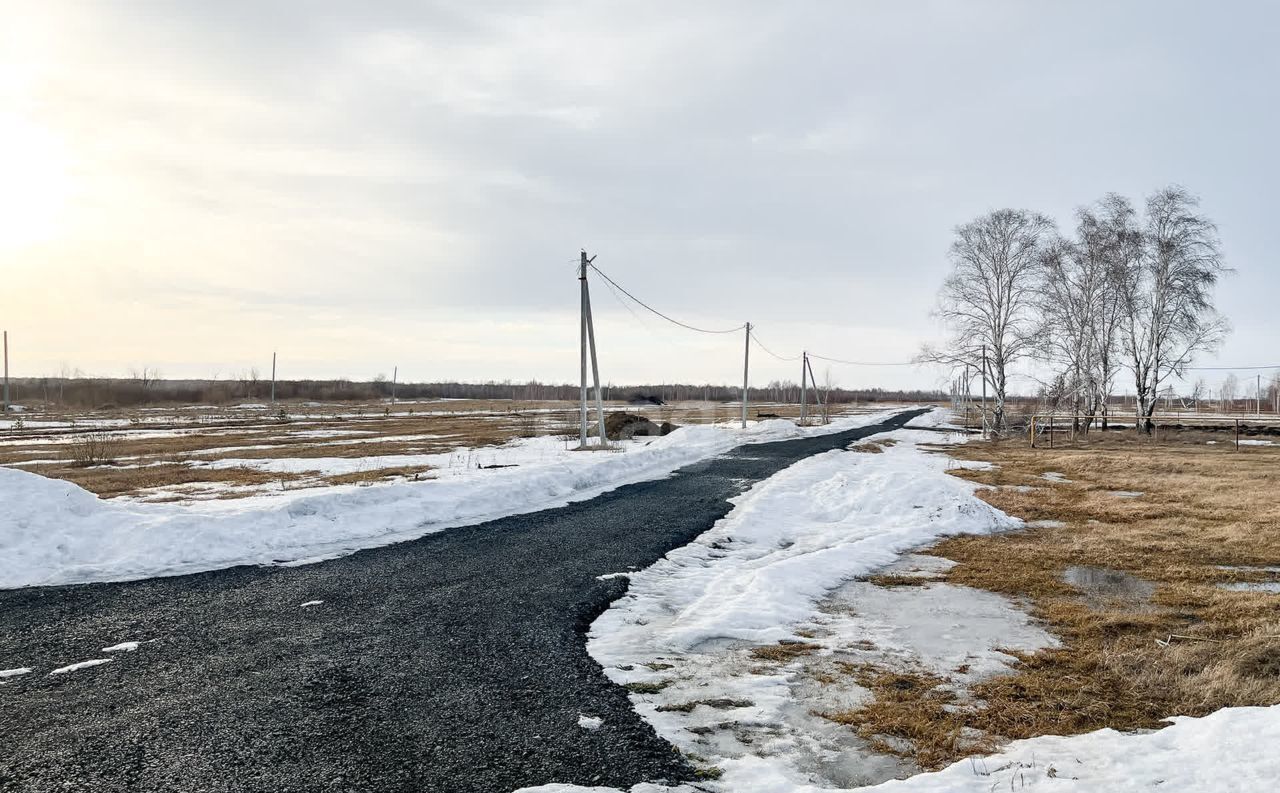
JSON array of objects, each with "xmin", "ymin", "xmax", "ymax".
[{"xmin": 0, "ymin": 409, "xmax": 925, "ymax": 793}]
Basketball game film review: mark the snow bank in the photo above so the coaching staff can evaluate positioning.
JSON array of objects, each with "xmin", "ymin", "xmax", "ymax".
[
  {"xmin": 0, "ymin": 410, "xmax": 901, "ymax": 589},
  {"xmin": 516, "ymin": 704, "xmax": 1280, "ymax": 792},
  {"xmin": 858, "ymin": 705, "xmax": 1280, "ymax": 792},
  {"xmin": 590, "ymin": 417, "xmax": 1013, "ymax": 657},
  {"xmin": 582, "ymin": 414, "xmax": 1018, "ymax": 787}
]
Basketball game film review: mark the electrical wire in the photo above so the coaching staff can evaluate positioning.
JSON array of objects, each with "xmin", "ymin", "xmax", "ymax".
[
  {"xmin": 808, "ymin": 352, "xmax": 916, "ymax": 367},
  {"xmin": 749, "ymin": 330, "xmax": 801, "ymax": 362},
  {"xmin": 588, "ymin": 263, "xmax": 746, "ymax": 335},
  {"xmin": 1186, "ymin": 364, "xmax": 1280, "ymax": 371}
]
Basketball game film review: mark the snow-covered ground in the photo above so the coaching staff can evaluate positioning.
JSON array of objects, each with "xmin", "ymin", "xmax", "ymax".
[
  {"xmin": 583, "ymin": 410, "xmax": 1035, "ymax": 788},
  {"xmin": 513, "ymin": 408, "xmax": 1280, "ymax": 792},
  {"xmin": 516, "ymin": 705, "xmax": 1280, "ymax": 792},
  {"xmin": 0, "ymin": 409, "xmax": 903, "ymax": 589}
]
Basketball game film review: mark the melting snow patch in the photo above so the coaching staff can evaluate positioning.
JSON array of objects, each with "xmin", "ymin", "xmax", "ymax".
[
  {"xmin": 587, "ymin": 409, "xmax": 1035, "ymax": 787},
  {"xmin": 577, "ymin": 714, "xmax": 604, "ymax": 730},
  {"xmin": 101, "ymin": 641, "xmax": 140, "ymax": 653},
  {"xmin": 0, "ymin": 667, "xmax": 32, "ymax": 678},
  {"xmin": 299, "ymin": 600, "xmax": 324, "ymax": 608},
  {"xmin": 596, "ymin": 572, "xmax": 630, "ymax": 581},
  {"xmin": 49, "ymin": 659, "xmax": 112, "ymax": 675},
  {"xmin": 1041, "ymin": 471, "xmax": 1072, "ymax": 483},
  {"xmin": 1108, "ymin": 490, "xmax": 1144, "ymax": 498}
]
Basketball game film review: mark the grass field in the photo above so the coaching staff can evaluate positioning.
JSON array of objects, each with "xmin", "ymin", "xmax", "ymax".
[{"xmin": 0, "ymin": 398, "xmax": 886, "ymax": 502}]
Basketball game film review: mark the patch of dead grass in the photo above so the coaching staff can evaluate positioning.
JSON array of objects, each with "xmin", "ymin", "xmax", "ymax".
[
  {"xmin": 821, "ymin": 430, "xmax": 1280, "ymax": 769},
  {"xmin": 936, "ymin": 433, "xmax": 1280, "ymax": 742},
  {"xmin": 28, "ymin": 462, "xmax": 306, "ymax": 498},
  {"xmin": 749, "ymin": 641, "xmax": 823, "ymax": 662},
  {"xmin": 320, "ymin": 466, "xmax": 433, "ymax": 487},
  {"xmin": 824, "ymin": 665, "xmax": 995, "ymax": 769}
]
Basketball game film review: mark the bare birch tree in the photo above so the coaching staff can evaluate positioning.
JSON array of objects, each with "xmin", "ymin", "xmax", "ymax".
[
  {"xmin": 920, "ymin": 209, "xmax": 1054, "ymax": 434},
  {"xmin": 1038, "ymin": 195, "xmax": 1140, "ymax": 431},
  {"xmin": 1117, "ymin": 186, "xmax": 1228, "ymax": 432}
]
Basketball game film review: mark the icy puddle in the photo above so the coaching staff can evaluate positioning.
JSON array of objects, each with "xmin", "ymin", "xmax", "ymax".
[
  {"xmin": 1063, "ymin": 565, "xmax": 1156, "ymax": 608},
  {"xmin": 1217, "ymin": 582, "xmax": 1280, "ymax": 593}
]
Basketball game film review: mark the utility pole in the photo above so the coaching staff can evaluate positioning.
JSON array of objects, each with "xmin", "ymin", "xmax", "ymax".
[
  {"xmin": 580, "ymin": 253, "xmax": 589, "ymax": 447},
  {"xmin": 799, "ymin": 351, "xmax": 808, "ymax": 425},
  {"xmin": 578, "ymin": 251, "xmax": 607, "ymax": 447},
  {"xmin": 1258, "ymin": 374, "xmax": 1262, "ymax": 417},
  {"xmin": 270, "ymin": 352, "xmax": 277, "ymax": 404},
  {"xmin": 392, "ymin": 366, "xmax": 398, "ymax": 406},
  {"xmin": 2, "ymin": 331, "xmax": 8, "ymax": 412},
  {"xmin": 805, "ymin": 354, "xmax": 826, "ymax": 424},
  {"xmin": 741, "ymin": 322, "xmax": 751, "ymax": 429}
]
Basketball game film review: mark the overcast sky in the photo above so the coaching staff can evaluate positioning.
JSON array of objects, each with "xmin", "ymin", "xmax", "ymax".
[{"xmin": 2, "ymin": 1, "xmax": 1276, "ymax": 392}]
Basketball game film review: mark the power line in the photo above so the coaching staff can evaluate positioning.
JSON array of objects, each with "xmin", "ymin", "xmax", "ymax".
[
  {"xmin": 1187, "ymin": 364, "xmax": 1280, "ymax": 371},
  {"xmin": 749, "ymin": 329, "xmax": 800, "ymax": 362},
  {"xmin": 808, "ymin": 352, "xmax": 916, "ymax": 367},
  {"xmin": 597, "ymin": 272, "xmax": 658, "ymax": 334},
  {"xmin": 588, "ymin": 263, "xmax": 746, "ymax": 335}
]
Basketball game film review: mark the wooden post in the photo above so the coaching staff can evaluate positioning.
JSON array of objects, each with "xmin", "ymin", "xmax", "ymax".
[
  {"xmin": 1236, "ymin": 418, "xmax": 1240, "ymax": 451},
  {"xmin": 1030, "ymin": 415, "xmax": 1036, "ymax": 448}
]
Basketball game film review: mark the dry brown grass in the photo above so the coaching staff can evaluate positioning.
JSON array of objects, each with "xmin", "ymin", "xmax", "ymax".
[
  {"xmin": 824, "ymin": 665, "xmax": 995, "ymax": 769},
  {"xmin": 749, "ymin": 641, "xmax": 823, "ymax": 662},
  {"xmin": 321, "ymin": 466, "xmax": 433, "ymax": 487},
  {"xmin": 864, "ymin": 573, "xmax": 932, "ymax": 588},
  {"xmin": 851, "ymin": 438, "xmax": 899, "ymax": 454},
  {"xmin": 820, "ymin": 430, "xmax": 1280, "ymax": 769},
  {"xmin": 28, "ymin": 462, "xmax": 306, "ymax": 498},
  {"xmin": 933, "ymin": 433, "xmax": 1280, "ymax": 749}
]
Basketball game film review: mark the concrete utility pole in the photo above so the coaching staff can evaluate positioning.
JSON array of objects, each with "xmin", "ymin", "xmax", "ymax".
[
  {"xmin": 741, "ymin": 322, "xmax": 751, "ymax": 429},
  {"xmin": 578, "ymin": 251, "xmax": 607, "ymax": 447},
  {"xmin": 1258, "ymin": 374, "xmax": 1262, "ymax": 416},
  {"xmin": 805, "ymin": 354, "xmax": 826, "ymax": 424},
  {"xmin": 392, "ymin": 366, "xmax": 398, "ymax": 405},
  {"xmin": 799, "ymin": 351, "xmax": 808, "ymax": 425},
  {"xmin": 2, "ymin": 330, "xmax": 8, "ymax": 412},
  {"xmin": 270, "ymin": 352, "xmax": 277, "ymax": 404}
]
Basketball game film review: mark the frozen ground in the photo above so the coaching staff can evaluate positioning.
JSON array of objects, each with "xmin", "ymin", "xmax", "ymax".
[{"xmin": 0, "ymin": 409, "xmax": 902, "ymax": 588}]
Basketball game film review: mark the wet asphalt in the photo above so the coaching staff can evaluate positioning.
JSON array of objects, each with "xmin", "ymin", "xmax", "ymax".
[{"xmin": 0, "ymin": 409, "xmax": 924, "ymax": 793}]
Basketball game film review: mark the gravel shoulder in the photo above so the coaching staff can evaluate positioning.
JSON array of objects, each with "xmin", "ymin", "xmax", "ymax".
[{"xmin": 0, "ymin": 409, "xmax": 924, "ymax": 793}]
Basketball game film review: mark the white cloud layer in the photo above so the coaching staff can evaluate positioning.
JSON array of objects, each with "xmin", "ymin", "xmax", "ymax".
[{"xmin": 1, "ymin": 1, "xmax": 1276, "ymax": 390}]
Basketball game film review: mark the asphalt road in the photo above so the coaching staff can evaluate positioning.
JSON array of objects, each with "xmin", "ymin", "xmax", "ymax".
[{"xmin": 0, "ymin": 409, "xmax": 925, "ymax": 793}]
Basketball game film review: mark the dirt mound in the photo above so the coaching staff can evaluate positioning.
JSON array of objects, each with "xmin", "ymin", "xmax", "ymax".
[{"xmin": 601, "ymin": 412, "xmax": 677, "ymax": 440}]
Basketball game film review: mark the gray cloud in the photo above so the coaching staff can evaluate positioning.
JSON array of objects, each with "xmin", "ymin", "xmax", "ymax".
[{"xmin": 4, "ymin": 1, "xmax": 1276, "ymax": 389}]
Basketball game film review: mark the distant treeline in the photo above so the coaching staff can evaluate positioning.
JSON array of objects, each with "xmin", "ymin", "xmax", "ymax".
[{"xmin": 2, "ymin": 377, "xmax": 945, "ymax": 410}]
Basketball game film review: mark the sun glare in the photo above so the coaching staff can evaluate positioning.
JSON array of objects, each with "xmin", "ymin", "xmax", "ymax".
[{"xmin": 0, "ymin": 113, "xmax": 74, "ymax": 252}]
